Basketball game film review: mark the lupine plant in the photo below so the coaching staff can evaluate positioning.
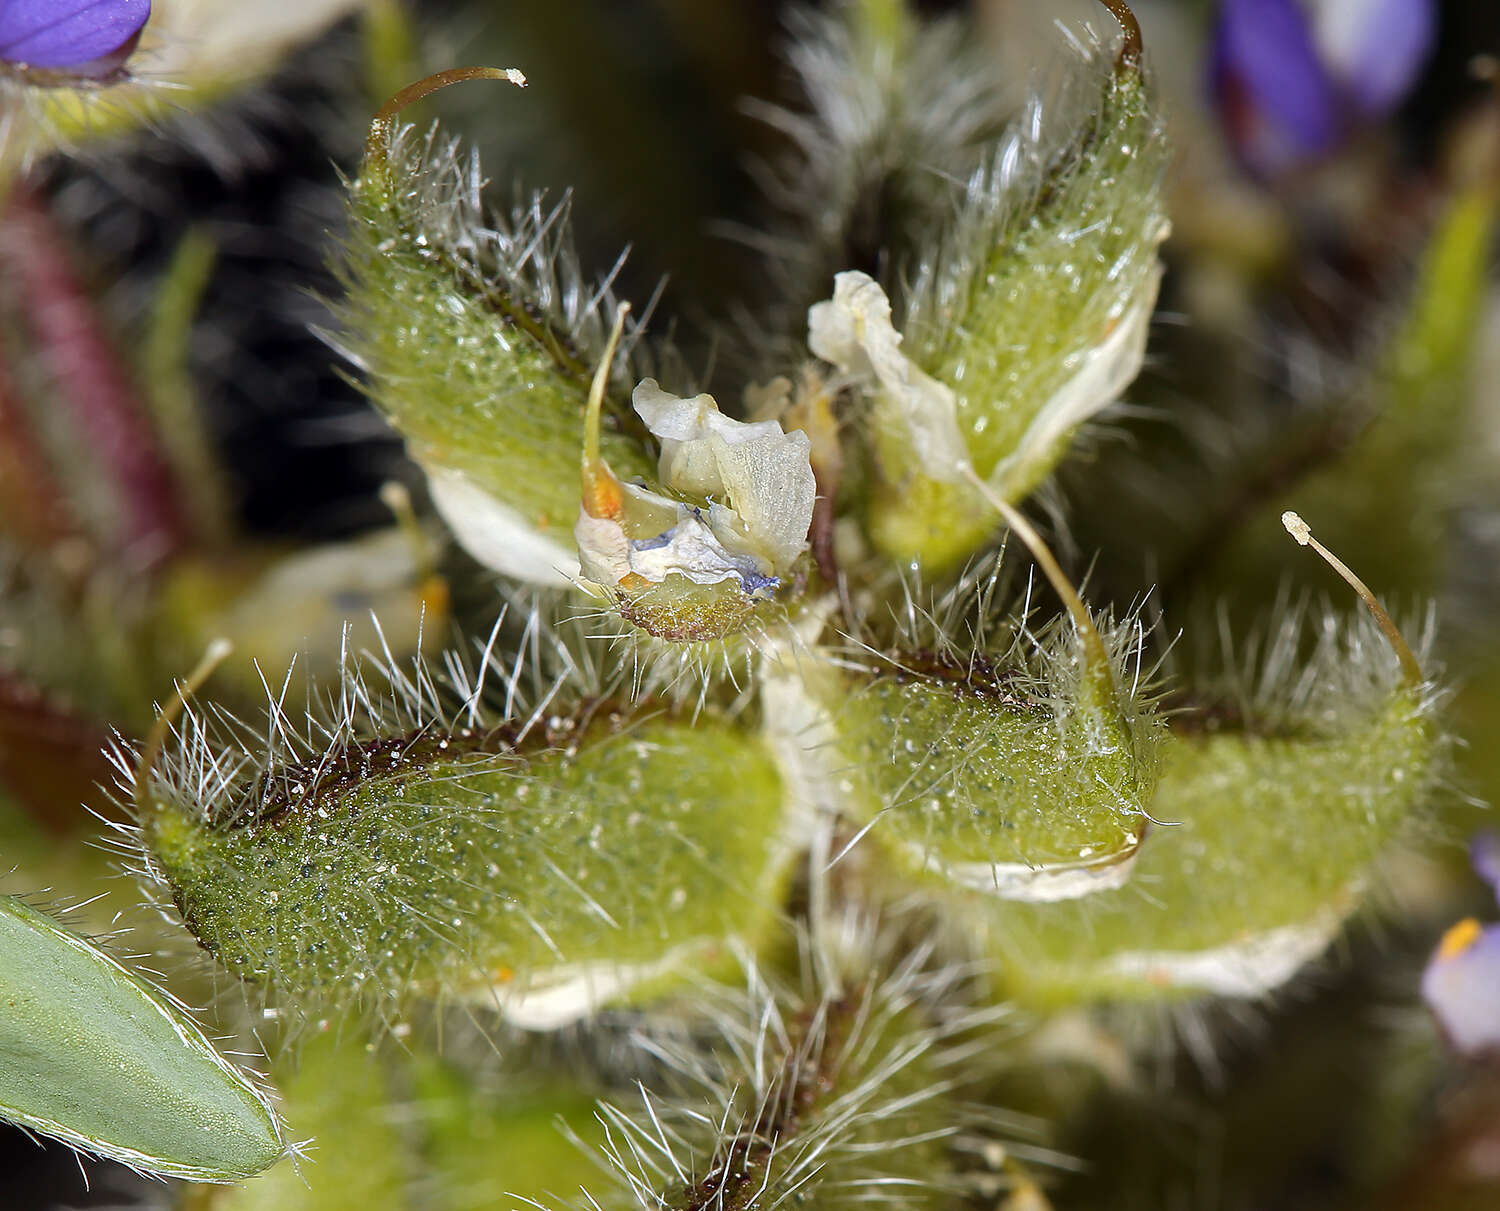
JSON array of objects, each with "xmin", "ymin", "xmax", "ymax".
[{"xmin": 2, "ymin": 0, "xmax": 1500, "ymax": 1207}]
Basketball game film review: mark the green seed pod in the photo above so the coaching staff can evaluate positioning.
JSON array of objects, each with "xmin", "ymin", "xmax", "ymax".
[
  {"xmin": 0, "ymin": 894, "xmax": 282, "ymax": 1181},
  {"xmin": 788, "ymin": 517, "xmax": 1163, "ymax": 902},
  {"xmin": 133, "ymin": 650, "xmax": 794, "ymax": 1028},
  {"xmin": 825, "ymin": 619, "xmax": 1160, "ymax": 902},
  {"xmin": 336, "ymin": 69, "xmax": 656, "ymax": 587},
  {"xmin": 812, "ymin": 41, "xmax": 1168, "ymax": 573},
  {"xmin": 981, "ymin": 521, "xmax": 1443, "ymax": 1006},
  {"xmin": 987, "ymin": 691, "xmax": 1435, "ymax": 1006}
]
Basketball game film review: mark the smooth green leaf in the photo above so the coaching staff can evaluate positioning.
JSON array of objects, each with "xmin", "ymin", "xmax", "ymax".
[{"xmin": 0, "ymin": 895, "xmax": 282, "ymax": 1181}]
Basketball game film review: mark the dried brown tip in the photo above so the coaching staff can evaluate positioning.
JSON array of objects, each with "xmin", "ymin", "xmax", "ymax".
[
  {"xmin": 1282, "ymin": 510, "xmax": 1423, "ymax": 687},
  {"xmin": 366, "ymin": 66, "xmax": 527, "ymax": 162},
  {"xmin": 1097, "ymin": 0, "xmax": 1144, "ymax": 69}
]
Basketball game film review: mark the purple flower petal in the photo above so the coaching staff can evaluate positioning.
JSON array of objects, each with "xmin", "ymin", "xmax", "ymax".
[
  {"xmin": 1211, "ymin": 0, "xmax": 1342, "ymax": 177},
  {"xmin": 1423, "ymin": 918, "xmax": 1500, "ymax": 1055},
  {"xmin": 1310, "ymin": 0, "xmax": 1436, "ymax": 117},
  {"xmin": 0, "ymin": 0, "xmax": 150, "ymax": 71}
]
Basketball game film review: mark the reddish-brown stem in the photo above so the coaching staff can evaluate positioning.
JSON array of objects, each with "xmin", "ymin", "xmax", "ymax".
[
  {"xmin": 0, "ymin": 352, "xmax": 76, "ymax": 549},
  {"xmin": 0, "ymin": 186, "xmax": 189, "ymax": 570}
]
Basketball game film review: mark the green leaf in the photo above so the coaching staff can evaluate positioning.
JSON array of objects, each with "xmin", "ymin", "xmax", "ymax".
[{"xmin": 0, "ymin": 894, "xmax": 283, "ymax": 1181}]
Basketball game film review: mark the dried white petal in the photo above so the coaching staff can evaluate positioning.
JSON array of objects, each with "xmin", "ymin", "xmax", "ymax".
[
  {"xmin": 743, "ymin": 376, "xmax": 795, "ymax": 423},
  {"xmin": 427, "ymin": 466, "xmax": 580, "ymax": 587},
  {"xmin": 807, "ymin": 271, "xmax": 968, "ymax": 481},
  {"xmin": 574, "ymin": 503, "xmax": 778, "ymax": 595},
  {"xmin": 487, "ymin": 946, "xmax": 700, "ymax": 1030},
  {"xmin": 634, "ymin": 381, "xmax": 785, "ymax": 486},
  {"xmin": 631, "ymin": 379, "xmax": 816, "ymax": 572},
  {"xmin": 706, "ymin": 430, "xmax": 816, "ymax": 569},
  {"xmin": 629, "ymin": 511, "xmax": 773, "ymax": 590},
  {"xmin": 927, "ymin": 839, "xmax": 1143, "ymax": 902},
  {"xmin": 574, "ymin": 508, "xmax": 634, "ymax": 588},
  {"xmin": 991, "ymin": 261, "xmax": 1163, "ymax": 496},
  {"xmin": 1098, "ymin": 910, "xmax": 1346, "ymax": 998}
]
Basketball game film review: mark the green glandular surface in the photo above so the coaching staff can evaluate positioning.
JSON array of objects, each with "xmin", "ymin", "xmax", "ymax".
[
  {"xmin": 928, "ymin": 70, "xmax": 1164, "ymax": 485},
  {"xmin": 840, "ymin": 676, "xmax": 1147, "ymax": 877},
  {"xmin": 870, "ymin": 67, "xmax": 1167, "ymax": 569}
]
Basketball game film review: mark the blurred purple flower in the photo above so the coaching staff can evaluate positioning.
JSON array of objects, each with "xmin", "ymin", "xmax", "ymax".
[
  {"xmin": 0, "ymin": 0, "xmax": 150, "ymax": 78},
  {"xmin": 1423, "ymin": 832, "xmax": 1500, "ymax": 1056},
  {"xmin": 1211, "ymin": 0, "xmax": 1436, "ymax": 179}
]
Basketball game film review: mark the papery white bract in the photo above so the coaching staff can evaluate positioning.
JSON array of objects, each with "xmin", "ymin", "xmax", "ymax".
[
  {"xmin": 808, "ymin": 270, "xmax": 967, "ymax": 482},
  {"xmin": 808, "ymin": 262, "xmax": 1163, "ymax": 498},
  {"xmin": 428, "ymin": 466, "xmax": 582, "ymax": 588}
]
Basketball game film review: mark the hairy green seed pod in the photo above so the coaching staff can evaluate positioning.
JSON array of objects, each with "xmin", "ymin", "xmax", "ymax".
[
  {"xmin": 772, "ymin": 563, "xmax": 1163, "ymax": 904},
  {"xmin": 833, "ymin": 627, "xmax": 1160, "ymax": 901},
  {"xmin": 856, "ymin": 50, "xmax": 1168, "ymax": 572},
  {"xmin": 138, "ymin": 713, "xmax": 792, "ymax": 1028},
  {"xmin": 337, "ymin": 75, "xmax": 655, "ymax": 586},
  {"xmin": 0, "ymin": 894, "xmax": 283, "ymax": 1181},
  {"xmin": 983, "ymin": 614, "xmax": 1442, "ymax": 1006}
]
